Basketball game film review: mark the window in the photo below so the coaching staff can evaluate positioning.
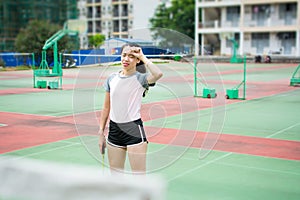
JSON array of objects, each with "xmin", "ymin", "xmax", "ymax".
[
  {"xmin": 122, "ymin": 5, "xmax": 128, "ymax": 16},
  {"xmin": 226, "ymin": 7, "xmax": 240, "ymax": 21},
  {"xmin": 96, "ymin": 21, "xmax": 101, "ymax": 32},
  {"xmin": 88, "ymin": 21, "xmax": 93, "ymax": 33},
  {"xmin": 113, "ymin": 20, "xmax": 119, "ymax": 32},
  {"xmin": 96, "ymin": 6, "xmax": 101, "ymax": 18},
  {"xmin": 87, "ymin": 7, "xmax": 93, "ymax": 18},
  {"xmin": 113, "ymin": 5, "xmax": 119, "ymax": 17},
  {"xmin": 251, "ymin": 33, "xmax": 269, "ymax": 54},
  {"xmin": 252, "ymin": 4, "xmax": 270, "ymax": 26},
  {"xmin": 279, "ymin": 3, "xmax": 296, "ymax": 25},
  {"xmin": 121, "ymin": 20, "xmax": 128, "ymax": 31}
]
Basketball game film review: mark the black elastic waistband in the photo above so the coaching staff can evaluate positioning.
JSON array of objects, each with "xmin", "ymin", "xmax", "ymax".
[{"xmin": 110, "ymin": 118, "xmax": 142, "ymax": 125}]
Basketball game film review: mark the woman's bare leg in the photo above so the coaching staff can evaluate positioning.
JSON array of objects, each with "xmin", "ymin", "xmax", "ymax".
[
  {"xmin": 127, "ymin": 142, "xmax": 148, "ymax": 174},
  {"xmin": 107, "ymin": 143, "xmax": 127, "ymax": 174}
]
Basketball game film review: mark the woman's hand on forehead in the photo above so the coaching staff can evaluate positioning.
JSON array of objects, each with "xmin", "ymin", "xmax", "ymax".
[
  {"xmin": 131, "ymin": 47, "xmax": 144, "ymax": 59},
  {"xmin": 122, "ymin": 46, "xmax": 144, "ymax": 60},
  {"xmin": 130, "ymin": 47, "xmax": 141, "ymax": 53}
]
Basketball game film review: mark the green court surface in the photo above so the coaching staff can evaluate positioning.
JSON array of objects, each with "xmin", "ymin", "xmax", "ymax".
[{"xmin": 0, "ymin": 61, "xmax": 300, "ymax": 200}]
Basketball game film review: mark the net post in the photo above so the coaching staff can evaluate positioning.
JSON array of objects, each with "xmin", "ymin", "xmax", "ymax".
[
  {"xmin": 59, "ymin": 53, "xmax": 63, "ymax": 69},
  {"xmin": 31, "ymin": 53, "xmax": 35, "ymax": 69},
  {"xmin": 243, "ymin": 54, "xmax": 246, "ymax": 100},
  {"xmin": 33, "ymin": 70, "xmax": 36, "ymax": 88},
  {"xmin": 193, "ymin": 56, "xmax": 198, "ymax": 97}
]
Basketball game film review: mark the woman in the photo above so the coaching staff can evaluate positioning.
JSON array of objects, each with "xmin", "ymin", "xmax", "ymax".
[{"xmin": 98, "ymin": 43, "xmax": 163, "ymax": 174}]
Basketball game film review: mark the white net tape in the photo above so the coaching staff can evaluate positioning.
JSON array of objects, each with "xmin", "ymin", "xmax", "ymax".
[{"xmin": 0, "ymin": 156, "xmax": 166, "ymax": 200}]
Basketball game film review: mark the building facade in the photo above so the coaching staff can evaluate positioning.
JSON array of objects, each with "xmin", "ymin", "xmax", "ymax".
[
  {"xmin": 78, "ymin": 0, "xmax": 161, "ymax": 49},
  {"xmin": 195, "ymin": 0, "xmax": 300, "ymax": 57}
]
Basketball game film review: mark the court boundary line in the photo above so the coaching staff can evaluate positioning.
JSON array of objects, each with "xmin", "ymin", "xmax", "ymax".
[
  {"xmin": 167, "ymin": 152, "xmax": 232, "ymax": 182},
  {"xmin": 0, "ymin": 123, "xmax": 7, "ymax": 127},
  {"xmin": 216, "ymin": 161, "xmax": 300, "ymax": 176},
  {"xmin": 5, "ymin": 136, "xmax": 300, "ymax": 178},
  {"xmin": 5, "ymin": 139, "xmax": 81, "ymax": 160},
  {"xmin": 1, "ymin": 65, "xmax": 299, "ymax": 160},
  {"xmin": 0, "ymin": 111, "xmax": 58, "ymax": 118},
  {"xmin": 167, "ymin": 148, "xmax": 300, "ymax": 184},
  {"xmin": 266, "ymin": 122, "xmax": 300, "ymax": 138},
  {"xmin": 167, "ymin": 126, "xmax": 300, "ymax": 183},
  {"xmin": 1, "ymin": 89, "xmax": 299, "ymax": 155}
]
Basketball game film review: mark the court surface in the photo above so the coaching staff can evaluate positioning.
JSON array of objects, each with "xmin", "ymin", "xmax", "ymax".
[{"xmin": 0, "ymin": 60, "xmax": 300, "ymax": 200}]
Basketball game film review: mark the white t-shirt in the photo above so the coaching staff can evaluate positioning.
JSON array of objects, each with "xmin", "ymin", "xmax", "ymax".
[{"xmin": 104, "ymin": 71, "xmax": 148, "ymax": 123}]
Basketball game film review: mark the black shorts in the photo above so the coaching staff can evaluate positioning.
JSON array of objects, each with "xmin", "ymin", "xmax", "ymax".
[{"xmin": 107, "ymin": 119, "xmax": 148, "ymax": 148}]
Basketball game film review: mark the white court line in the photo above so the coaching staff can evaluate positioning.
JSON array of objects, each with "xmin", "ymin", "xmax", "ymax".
[
  {"xmin": 0, "ymin": 110, "xmax": 58, "ymax": 118},
  {"xmin": 0, "ymin": 110, "xmax": 87, "ymax": 118},
  {"xmin": 6, "ymin": 136, "xmax": 100, "ymax": 160},
  {"xmin": 167, "ymin": 152, "xmax": 232, "ymax": 182},
  {"xmin": 58, "ymin": 140, "xmax": 82, "ymax": 145},
  {"xmin": 168, "ymin": 143, "xmax": 300, "ymax": 183},
  {"xmin": 216, "ymin": 162, "xmax": 300, "ymax": 176},
  {"xmin": 0, "ymin": 123, "xmax": 7, "ymax": 127},
  {"xmin": 266, "ymin": 122, "xmax": 300, "ymax": 138},
  {"xmin": 4, "ymin": 88, "xmax": 299, "ymax": 181},
  {"xmin": 8, "ymin": 141, "xmax": 81, "ymax": 160},
  {"xmin": 167, "ymin": 90, "xmax": 300, "ymax": 182},
  {"xmin": 224, "ymin": 89, "xmax": 299, "ymax": 110},
  {"xmin": 164, "ymin": 149, "xmax": 300, "ymax": 177}
]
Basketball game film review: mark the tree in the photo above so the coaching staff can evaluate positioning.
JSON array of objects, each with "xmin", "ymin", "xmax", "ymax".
[
  {"xmin": 15, "ymin": 20, "xmax": 78, "ymax": 64},
  {"xmin": 149, "ymin": 0, "xmax": 195, "ymax": 53},
  {"xmin": 88, "ymin": 34, "xmax": 106, "ymax": 48}
]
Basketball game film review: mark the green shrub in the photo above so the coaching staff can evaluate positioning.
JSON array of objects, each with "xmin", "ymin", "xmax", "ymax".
[{"xmin": 0, "ymin": 59, "xmax": 5, "ymax": 68}]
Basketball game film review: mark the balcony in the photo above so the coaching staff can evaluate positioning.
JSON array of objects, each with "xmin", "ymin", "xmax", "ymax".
[
  {"xmin": 199, "ymin": 20, "xmax": 218, "ymax": 28},
  {"xmin": 199, "ymin": 3, "xmax": 297, "ymax": 30},
  {"xmin": 243, "ymin": 3, "xmax": 297, "ymax": 29},
  {"xmin": 198, "ymin": 0, "xmax": 240, "ymax": 7},
  {"xmin": 122, "ymin": 11, "xmax": 128, "ymax": 17}
]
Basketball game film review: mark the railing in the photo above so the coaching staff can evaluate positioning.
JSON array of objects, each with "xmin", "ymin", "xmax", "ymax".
[
  {"xmin": 95, "ymin": 12, "xmax": 101, "ymax": 18},
  {"xmin": 199, "ymin": 20, "xmax": 219, "ymax": 28},
  {"xmin": 199, "ymin": 18, "xmax": 297, "ymax": 29}
]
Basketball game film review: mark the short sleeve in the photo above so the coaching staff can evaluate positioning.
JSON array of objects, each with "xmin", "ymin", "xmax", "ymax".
[
  {"xmin": 103, "ymin": 78, "xmax": 110, "ymax": 92},
  {"xmin": 103, "ymin": 73, "xmax": 116, "ymax": 92},
  {"xmin": 136, "ymin": 72, "xmax": 149, "ymax": 89}
]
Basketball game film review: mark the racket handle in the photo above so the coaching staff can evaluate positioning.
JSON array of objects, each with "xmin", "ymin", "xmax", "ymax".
[
  {"xmin": 101, "ymin": 144, "xmax": 105, "ymax": 155},
  {"xmin": 102, "ymin": 154, "xmax": 105, "ymax": 170}
]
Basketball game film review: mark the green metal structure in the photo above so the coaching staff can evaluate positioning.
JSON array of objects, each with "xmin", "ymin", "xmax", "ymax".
[
  {"xmin": 225, "ymin": 55, "xmax": 247, "ymax": 100},
  {"xmin": 290, "ymin": 64, "xmax": 300, "ymax": 86},
  {"xmin": 229, "ymin": 38, "xmax": 243, "ymax": 64},
  {"xmin": 34, "ymin": 23, "xmax": 78, "ymax": 89},
  {"xmin": 193, "ymin": 57, "xmax": 217, "ymax": 99}
]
